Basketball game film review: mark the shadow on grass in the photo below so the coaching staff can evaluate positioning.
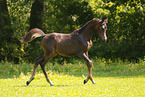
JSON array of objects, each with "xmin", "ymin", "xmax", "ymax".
[
  {"xmin": 14, "ymin": 84, "xmax": 74, "ymax": 88},
  {"xmin": 15, "ymin": 85, "xmax": 49, "ymax": 87}
]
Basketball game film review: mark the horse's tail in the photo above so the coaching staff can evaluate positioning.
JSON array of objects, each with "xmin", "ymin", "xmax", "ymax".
[{"xmin": 20, "ymin": 28, "xmax": 46, "ymax": 43}]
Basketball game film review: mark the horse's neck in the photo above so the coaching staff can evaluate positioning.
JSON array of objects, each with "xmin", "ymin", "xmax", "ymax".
[{"xmin": 80, "ymin": 29, "xmax": 94, "ymax": 41}]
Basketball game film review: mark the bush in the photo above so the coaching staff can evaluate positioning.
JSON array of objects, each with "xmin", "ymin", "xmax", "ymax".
[
  {"xmin": 90, "ymin": 0, "xmax": 145, "ymax": 61},
  {"xmin": 3, "ymin": 0, "xmax": 145, "ymax": 62}
]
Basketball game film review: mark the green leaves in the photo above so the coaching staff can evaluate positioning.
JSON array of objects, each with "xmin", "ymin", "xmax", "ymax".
[{"xmin": 3, "ymin": 0, "xmax": 144, "ymax": 62}]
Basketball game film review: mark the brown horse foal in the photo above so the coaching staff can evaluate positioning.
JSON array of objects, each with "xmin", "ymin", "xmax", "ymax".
[{"xmin": 20, "ymin": 18, "xmax": 108, "ymax": 86}]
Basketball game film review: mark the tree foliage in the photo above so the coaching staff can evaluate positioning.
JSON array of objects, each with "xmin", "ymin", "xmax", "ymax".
[
  {"xmin": 0, "ymin": 0, "xmax": 144, "ymax": 62},
  {"xmin": 43, "ymin": 0, "xmax": 94, "ymax": 32},
  {"xmin": 29, "ymin": 0, "xmax": 45, "ymax": 30}
]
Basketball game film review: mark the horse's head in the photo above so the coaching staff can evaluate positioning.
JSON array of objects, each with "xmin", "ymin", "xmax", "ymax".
[{"xmin": 96, "ymin": 17, "xmax": 108, "ymax": 42}]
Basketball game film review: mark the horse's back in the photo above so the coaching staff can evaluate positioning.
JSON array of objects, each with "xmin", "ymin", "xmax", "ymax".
[{"xmin": 54, "ymin": 33, "xmax": 77, "ymax": 56}]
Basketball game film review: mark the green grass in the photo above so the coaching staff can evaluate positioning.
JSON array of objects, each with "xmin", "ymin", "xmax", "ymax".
[{"xmin": 0, "ymin": 58, "xmax": 145, "ymax": 97}]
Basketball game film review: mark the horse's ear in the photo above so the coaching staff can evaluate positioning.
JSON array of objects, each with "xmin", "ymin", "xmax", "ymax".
[
  {"xmin": 100, "ymin": 17, "xmax": 108, "ymax": 24},
  {"xmin": 104, "ymin": 18, "xmax": 108, "ymax": 23}
]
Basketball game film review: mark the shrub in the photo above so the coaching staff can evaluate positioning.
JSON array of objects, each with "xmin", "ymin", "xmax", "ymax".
[{"xmin": 3, "ymin": 0, "xmax": 144, "ymax": 62}]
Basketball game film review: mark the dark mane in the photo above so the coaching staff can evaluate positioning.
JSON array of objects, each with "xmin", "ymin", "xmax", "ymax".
[
  {"xmin": 72, "ymin": 20, "xmax": 91, "ymax": 34},
  {"xmin": 72, "ymin": 19, "xmax": 101, "ymax": 34},
  {"xmin": 78, "ymin": 20, "xmax": 91, "ymax": 34}
]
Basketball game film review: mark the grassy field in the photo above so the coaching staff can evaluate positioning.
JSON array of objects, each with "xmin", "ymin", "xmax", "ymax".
[{"xmin": 0, "ymin": 58, "xmax": 145, "ymax": 97}]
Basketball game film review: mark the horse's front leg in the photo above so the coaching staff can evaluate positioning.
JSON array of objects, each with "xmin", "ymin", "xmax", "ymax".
[
  {"xmin": 40, "ymin": 64, "xmax": 54, "ymax": 86},
  {"xmin": 78, "ymin": 53, "xmax": 96, "ymax": 84},
  {"xmin": 39, "ymin": 54, "xmax": 56, "ymax": 86}
]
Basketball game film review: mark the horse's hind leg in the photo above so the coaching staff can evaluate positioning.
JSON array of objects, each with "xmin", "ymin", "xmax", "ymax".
[
  {"xmin": 26, "ymin": 56, "xmax": 43, "ymax": 86},
  {"xmin": 40, "ymin": 54, "xmax": 56, "ymax": 86},
  {"xmin": 78, "ymin": 53, "xmax": 96, "ymax": 84}
]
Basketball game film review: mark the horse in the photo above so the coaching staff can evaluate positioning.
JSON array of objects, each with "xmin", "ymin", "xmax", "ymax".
[{"xmin": 20, "ymin": 17, "xmax": 108, "ymax": 86}]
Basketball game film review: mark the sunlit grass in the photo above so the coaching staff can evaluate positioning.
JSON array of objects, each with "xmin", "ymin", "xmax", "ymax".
[
  {"xmin": 0, "ymin": 58, "xmax": 145, "ymax": 96},
  {"xmin": 0, "ymin": 74, "xmax": 145, "ymax": 97}
]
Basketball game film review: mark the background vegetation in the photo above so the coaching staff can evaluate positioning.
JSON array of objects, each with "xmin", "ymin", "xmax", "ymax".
[
  {"xmin": 0, "ymin": 0, "xmax": 145, "ymax": 63},
  {"xmin": 0, "ymin": 1, "xmax": 145, "ymax": 96}
]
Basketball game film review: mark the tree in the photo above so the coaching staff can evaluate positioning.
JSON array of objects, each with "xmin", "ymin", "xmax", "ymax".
[
  {"xmin": 25, "ymin": 0, "xmax": 45, "ymax": 61},
  {"xmin": 47, "ymin": 0, "xmax": 94, "ymax": 32},
  {"xmin": 0, "ymin": 0, "xmax": 20, "ymax": 62},
  {"xmin": 0, "ymin": 0, "xmax": 13, "ymax": 40},
  {"xmin": 29, "ymin": 0, "xmax": 45, "ymax": 30}
]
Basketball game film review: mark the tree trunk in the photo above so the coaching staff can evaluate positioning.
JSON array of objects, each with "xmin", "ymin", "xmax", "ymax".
[
  {"xmin": 0, "ymin": 0, "xmax": 13, "ymax": 40},
  {"xmin": 26, "ymin": 0, "xmax": 45, "ymax": 61},
  {"xmin": 29, "ymin": 0, "xmax": 45, "ymax": 30},
  {"xmin": 0, "ymin": 0, "xmax": 20, "ymax": 62}
]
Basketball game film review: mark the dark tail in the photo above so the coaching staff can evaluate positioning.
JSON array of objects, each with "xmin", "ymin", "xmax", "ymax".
[{"xmin": 20, "ymin": 28, "xmax": 46, "ymax": 43}]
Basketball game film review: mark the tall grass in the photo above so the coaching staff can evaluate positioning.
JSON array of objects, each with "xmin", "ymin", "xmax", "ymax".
[{"xmin": 0, "ymin": 58, "xmax": 144, "ymax": 78}]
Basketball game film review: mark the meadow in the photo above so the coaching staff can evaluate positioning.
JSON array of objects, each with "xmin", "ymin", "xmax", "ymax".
[{"xmin": 0, "ymin": 58, "xmax": 145, "ymax": 97}]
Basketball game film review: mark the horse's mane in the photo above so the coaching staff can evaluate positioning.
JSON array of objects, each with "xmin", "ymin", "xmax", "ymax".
[
  {"xmin": 72, "ymin": 20, "xmax": 91, "ymax": 34},
  {"xmin": 72, "ymin": 19, "xmax": 100, "ymax": 34},
  {"xmin": 78, "ymin": 20, "xmax": 91, "ymax": 33}
]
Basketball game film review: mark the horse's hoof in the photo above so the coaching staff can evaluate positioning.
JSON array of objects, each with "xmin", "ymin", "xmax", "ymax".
[
  {"xmin": 84, "ymin": 80, "xmax": 87, "ymax": 84},
  {"xmin": 26, "ymin": 81, "xmax": 30, "ymax": 86},
  {"xmin": 50, "ymin": 83, "xmax": 54, "ymax": 86},
  {"xmin": 92, "ymin": 81, "xmax": 96, "ymax": 84}
]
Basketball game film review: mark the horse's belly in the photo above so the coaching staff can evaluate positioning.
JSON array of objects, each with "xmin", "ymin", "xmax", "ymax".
[{"xmin": 56, "ymin": 43, "xmax": 77, "ymax": 56}]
